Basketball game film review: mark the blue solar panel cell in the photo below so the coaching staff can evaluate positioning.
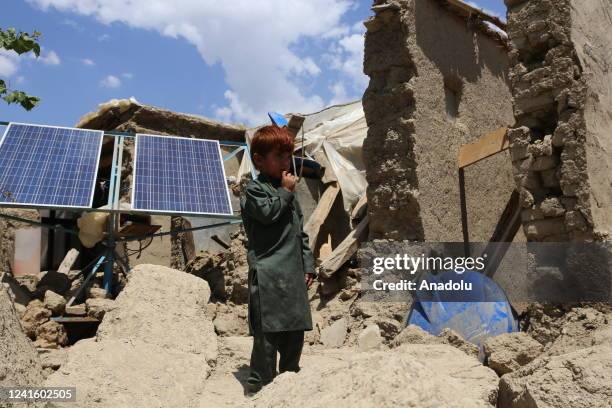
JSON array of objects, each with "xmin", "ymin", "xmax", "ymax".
[
  {"xmin": 0, "ymin": 123, "xmax": 103, "ymax": 208},
  {"xmin": 132, "ymin": 134, "xmax": 233, "ymax": 216}
]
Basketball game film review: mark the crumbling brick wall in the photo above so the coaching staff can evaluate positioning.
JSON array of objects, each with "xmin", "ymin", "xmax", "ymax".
[
  {"xmin": 505, "ymin": 0, "xmax": 612, "ymax": 242},
  {"xmin": 363, "ymin": 0, "xmax": 516, "ymax": 242}
]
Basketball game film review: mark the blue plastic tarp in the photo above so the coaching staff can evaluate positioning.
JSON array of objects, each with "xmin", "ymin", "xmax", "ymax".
[{"xmin": 407, "ymin": 270, "xmax": 518, "ymax": 355}]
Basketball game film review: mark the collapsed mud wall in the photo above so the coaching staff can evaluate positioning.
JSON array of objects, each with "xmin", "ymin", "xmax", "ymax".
[
  {"xmin": 505, "ymin": 0, "xmax": 612, "ymax": 242},
  {"xmin": 363, "ymin": 0, "xmax": 516, "ymax": 242}
]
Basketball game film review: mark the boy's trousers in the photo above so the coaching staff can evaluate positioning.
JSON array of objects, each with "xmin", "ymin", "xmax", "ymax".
[
  {"xmin": 247, "ymin": 269, "xmax": 305, "ymax": 391},
  {"xmin": 248, "ymin": 329, "xmax": 304, "ymax": 391}
]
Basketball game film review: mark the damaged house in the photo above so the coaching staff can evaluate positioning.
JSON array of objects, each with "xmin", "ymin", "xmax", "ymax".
[{"xmin": 362, "ymin": 0, "xmax": 521, "ymax": 243}]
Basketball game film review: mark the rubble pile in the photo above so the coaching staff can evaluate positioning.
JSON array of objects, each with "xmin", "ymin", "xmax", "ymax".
[
  {"xmin": 1, "ymin": 264, "xmax": 121, "ymax": 349},
  {"xmin": 44, "ymin": 264, "xmax": 218, "ymax": 407}
]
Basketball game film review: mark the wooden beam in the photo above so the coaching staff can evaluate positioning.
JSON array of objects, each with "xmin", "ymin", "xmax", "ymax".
[
  {"xmin": 57, "ymin": 248, "xmax": 79, "ymax": 275},
  {"xmin": 304, "ymin": 182, "xmax": 340, "ymax": 249},
  {"xmin": 457, "ymin": 127, "xmax": 509, "ymax": 169},
  {"xmin": 481, "ymin": 190, "xmax": 522, "ymax": 278},
  {"xmin": 318, "ymin": 215, "xmax": 369, "ymax": 278},
  {"xmin": 445, "ymin": 0, "xmax": 507, "ymax": 31}
]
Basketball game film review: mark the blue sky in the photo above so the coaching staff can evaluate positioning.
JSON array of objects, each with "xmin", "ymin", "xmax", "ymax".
[{"xmin": 1, "ymin": 0, "xmax": 506, "ymax": 128}]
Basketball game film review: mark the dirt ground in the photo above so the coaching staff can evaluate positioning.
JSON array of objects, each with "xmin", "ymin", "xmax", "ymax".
[{"xmin": 2, "ymin": 263, "xmax": 597, "ymax": 408}]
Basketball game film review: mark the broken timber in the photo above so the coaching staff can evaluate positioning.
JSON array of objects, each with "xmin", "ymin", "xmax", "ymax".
[
  {"xmin": 58, "ymin": 248, "xmax": 79, "ymax": 275},
  {"xmin": 457, "ymin": 127, "xmax": 509, "ymax": 169},
  {"xmin": 318, "ymin": 215, "xmax": 369, "ymax": 278},
  {"xmin": 304, "ymin": 182, "xmax": 340, "ymax": 249}
]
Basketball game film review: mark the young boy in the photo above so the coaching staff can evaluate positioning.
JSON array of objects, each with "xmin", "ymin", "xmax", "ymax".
[{"xmin": 240, "ymin": 125, "xmax": 316, "ymax": 394}]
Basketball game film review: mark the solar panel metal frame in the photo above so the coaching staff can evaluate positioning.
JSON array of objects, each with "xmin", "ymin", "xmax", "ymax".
[
  {"xmin": 0, "ymin": 122, "xmax": 104, "ymax": 210},
  {"xmin": 131, "ymin": 133, "xmax": 234, "ymax": 217}
]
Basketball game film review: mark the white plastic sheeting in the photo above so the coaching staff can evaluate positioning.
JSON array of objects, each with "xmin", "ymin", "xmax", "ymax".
[{"xmin": 238, "ymin": 100, "xmax": 367, "ymax": 213}]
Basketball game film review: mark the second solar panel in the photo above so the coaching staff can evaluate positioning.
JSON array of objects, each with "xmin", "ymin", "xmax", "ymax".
[{"xmin": 132, "ymin": 134, "xmax": 233, "ymax": 216}]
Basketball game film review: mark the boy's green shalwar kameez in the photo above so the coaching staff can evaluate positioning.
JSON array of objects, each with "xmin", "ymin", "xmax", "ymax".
[{"xmin": 240, "ymin": 173, "xmax": 316, "ymax": 391}]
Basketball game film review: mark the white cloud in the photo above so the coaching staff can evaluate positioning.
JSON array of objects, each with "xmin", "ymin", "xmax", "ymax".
[
  {"xmin": 16, "ymin": 76, "xmax": 26, "ymax": 84},
  {"xmin": 0, "ymin": 50, "xmax": 20, "ymax": 77},
  {"xmin": 100, "ymin": 74, "xmax": 121, "ymax": 88},
  {"xmin": 121, "ymin": 72, "xmax": 133, "ymax": 79},
  {"xmin": 0, "ymin": 48, "xmax": 62, "ymax": 80},
  {"xmin": 323, "ymin": 31, "xmax": 368, "ymax": 104},
  {"xmin": 82, "ymin": 58, "xmax": 95, "ymax": 66},
  {"xmin": 329, "ymin": 82, "xmax": 348, "ymax": 106},
  {"xmin": 61, "ymin": 18, "xmax": 84, "ymax": 31},
  {"xmin": 97, "ymin": 34, "xmax": 110, "ymax": 42},
  {"xmin": 26, "ymin": 0, "xmax": 357, "ymax": 124},
  {"xmin": 39, "ymin": 49, "xmax": 61, "ymax": 65}
]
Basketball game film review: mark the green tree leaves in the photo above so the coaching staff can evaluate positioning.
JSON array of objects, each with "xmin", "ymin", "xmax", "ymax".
[{"xmin": 0, "ymin": 28, "xmax": 42, "ymax": 111}]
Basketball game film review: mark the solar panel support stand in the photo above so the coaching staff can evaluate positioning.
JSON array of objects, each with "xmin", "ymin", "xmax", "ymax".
[
  {"xmin": 102, "ymin": 134, "xmax": 125, "ymax": 293},
  {"xmin": 0, "ymin": 121, "xmax": 247, "ymax": 298}
]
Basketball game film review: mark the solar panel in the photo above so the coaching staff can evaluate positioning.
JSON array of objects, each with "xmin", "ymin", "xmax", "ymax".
[
  {"xmin": 132, "ymin": 134, "xmax": 233, "ymax": 216},
  {"xmin": 0, "ymin": 123, "xmax": 103, "ymax": 208}
]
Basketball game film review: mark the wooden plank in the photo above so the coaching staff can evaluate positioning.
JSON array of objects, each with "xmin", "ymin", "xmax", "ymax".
[
  {"xmin": 457, "ymin": 127, "xmax": 509, "ymax": 169},
  {"xmin": 304, "ymin": 182, "xmax": 340, "ymax": 249},
  {"xmin": 211, "ymin": 234, "xmax": 231, "ymax": 250},
  {"xmin": 57, "ymin": 248, "xmax": 79, "ymax": 275},
  {"xmin": 319, "ymin": 215, "xmax": 369, "ymax": 278},
  {"xmin": 482, "ymin": 190, "xmax": 522, "ymax": 278},
  {"xmin": 51, "ymin": 316, "xmax": 99, "ymax": 323}
]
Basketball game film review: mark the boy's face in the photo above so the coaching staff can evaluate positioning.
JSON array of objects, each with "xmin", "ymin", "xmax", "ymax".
[{"xmin": 254, "ymin": 148, "xmax": 292, "ymax": 179}]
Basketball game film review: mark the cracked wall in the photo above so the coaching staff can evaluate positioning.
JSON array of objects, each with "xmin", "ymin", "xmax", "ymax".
[
  {"xmin": 363, "ymin": 0, "xmax": 517, "ymax": 242},
  {"xmin": 505, "ymin": 0, "xmax": 612, "ymax": 242}
]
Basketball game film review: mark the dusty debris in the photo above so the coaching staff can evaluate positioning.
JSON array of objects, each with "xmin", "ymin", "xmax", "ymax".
[
  {"xmin": 248, "ymin": 344, "xmax": 499, "ymax": 408},
  {"xmin": 320, "ymin": 317, "xmax": 349, "ymax": 348},
  {"xmin": 185, "ymin": 232, "xmax": 249, "ymax": 305},
  {"xmin": 213, "ymin": 302, "xmax": 249, "ymax": 337},
  {"xmin": 39, "ymin": 347, "xmax": 69, "ymax": 376},
  {"xmin": 44, "ymin": 264, "xmax": 217, "ymax": 407},
  {"xmin": 34, "ymin": 320, "xmax": 68, "ymax": 349},
  {"xmin": 21, "ymin": 299, "xmax": 52, "ymax": 339},
  {"xmin": 88, "ymin": 287, "xmax": 108, "ymax": 299},
  {"xmin": 65, "ymin": 304, "xmax": 86, "ymax": 316},
  {"xmin": 44, "ymin": 290, "xmax": 67, "ymax": 315},
  {"xmin": 357, "ymin": 324, "xmax": 383, "ymax": 351},
  {"xmin": 1, "ymin": 271, "xmax": 32, "ymax": 306},
  {"xmin": 543, "ymin": 306, "xmax": 611, "ymax": 356},
  {"xmin": 391, "ymin": 324, "xmax": 439, "ymax": 347},
  {"xmin": 85, "ymin": 297, "xmax": 117, "ymax": 320},
  {"xmin": 0, "ymin": 285, "xmax": 45, "ymax": 396},
  {"xmin": 438, "ymin": 328, "xmax": 480, "ymax": 360},
  {"xmin": 482, "ymin": 332, "xmax": 544, "ymax": 376},
  {"xmin": 391, "ymin": 324, "xmax": 480, "ymax": 359},
  {"xmin": 498, "ymin": 344, "xmax": 612, "ymax": 408}
]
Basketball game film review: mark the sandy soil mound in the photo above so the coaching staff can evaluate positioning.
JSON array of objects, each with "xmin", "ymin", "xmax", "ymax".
[
  {"xmin": 498, "ymin": 344, "xmax": 612, "ymax": 408},
  {"xmin": 246, "ymin": 344, "xmax": 499, "ymax": 408},
  {"xmin": 0, "ymin": 286, "xmax": 46, "ymax": 408},
  {"xmin": 44, "ymin": 264, "xmax": 218, "ymax": 408}
]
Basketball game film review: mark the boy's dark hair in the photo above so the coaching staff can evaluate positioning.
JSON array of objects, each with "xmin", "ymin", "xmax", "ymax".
[{"xmin": 250, "ymin": 125, "xmax": 294, "ymax": 168}]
